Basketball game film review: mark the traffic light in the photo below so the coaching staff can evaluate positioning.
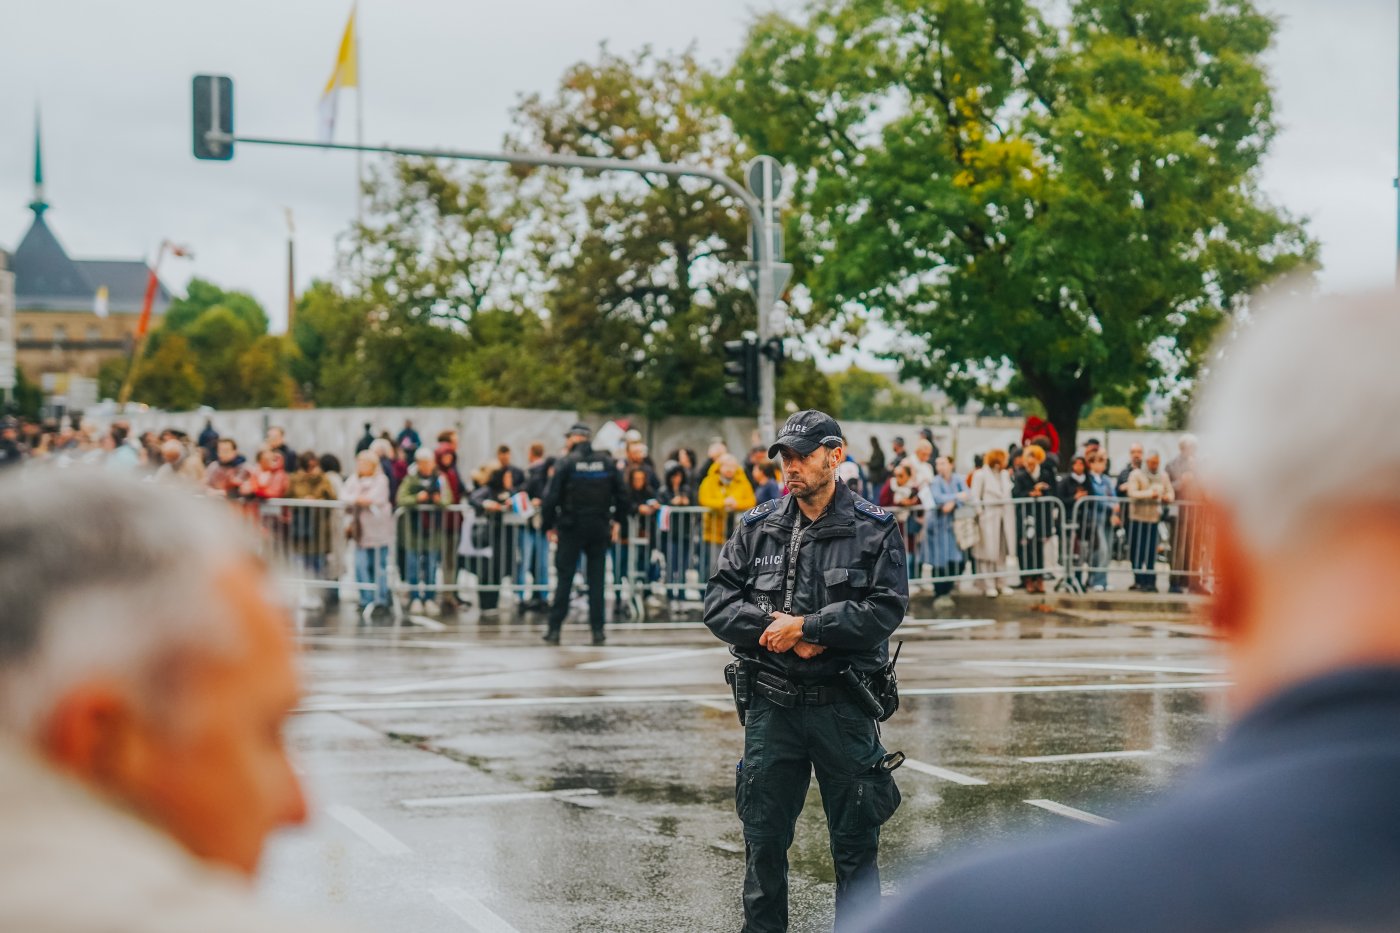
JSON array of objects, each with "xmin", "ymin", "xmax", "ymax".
[
  {"xmin": 723, "ymin": 338, "xmax": 760, "ymax": 406},
  {"xmin": 192, "ymin": 75, "xmax": 234, "ymax": 161},
  {"xmin": 760, "ymin": 336, "xmax": 785, "ymax": 379}
]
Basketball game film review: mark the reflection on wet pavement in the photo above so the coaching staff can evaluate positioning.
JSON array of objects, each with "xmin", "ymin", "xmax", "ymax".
[{"xmin": 261, "ymin": 605, "xmax": 1225, "ymax": 932}]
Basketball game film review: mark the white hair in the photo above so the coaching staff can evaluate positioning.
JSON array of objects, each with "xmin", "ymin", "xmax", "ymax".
[
  {"xmin": 1195, "ymin": 289, "xmax": 1400, "ymax": 552},
  {"xmin": 0, "ymin": 468, "xmax": 262, "ymax": 735}
]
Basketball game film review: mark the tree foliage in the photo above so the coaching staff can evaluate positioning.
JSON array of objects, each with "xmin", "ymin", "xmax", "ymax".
[
  {"xmin": 719, "ymin": 0, "xmax": 1317, "ymax": 452},
  {"xmin": 140, "ymin": 280, "xmax": 292, "ymax": 409},
  {"xmin": 829, "ymin": 367, "xmax": 935, "ymax": 423}
]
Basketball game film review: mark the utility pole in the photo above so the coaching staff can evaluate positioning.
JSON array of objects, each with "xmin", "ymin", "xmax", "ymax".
[{"xmin": 191, "ymin": 74, "xmax": 789, "ymax": 438}]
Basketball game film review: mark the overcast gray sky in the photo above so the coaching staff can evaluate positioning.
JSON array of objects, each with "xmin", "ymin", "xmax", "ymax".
[{"xmin": 2, "ymin": 0, "xmax": 1395, "ymax": 340}]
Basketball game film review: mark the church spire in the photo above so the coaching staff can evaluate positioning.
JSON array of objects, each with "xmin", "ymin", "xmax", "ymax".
[{"xmin": 29, "ymin": 106, "xmax": 47, "ymax": 218}]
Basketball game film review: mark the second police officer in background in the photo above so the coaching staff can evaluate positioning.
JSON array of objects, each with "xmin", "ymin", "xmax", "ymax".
[
  {"xmin": 704, "ymin": 410, "xmax": 910, "ymax": 933},
  {"xmin": 541, "ymin": 423, "xmax": 628, "ymax": 646}
]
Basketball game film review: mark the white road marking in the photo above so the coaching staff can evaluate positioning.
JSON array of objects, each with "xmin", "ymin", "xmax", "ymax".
[
  {"xmin": 406, "ymin": 614, "xmax": 447, "ymax": 632},
  {"xmin": 370, "ymin": 675, "xmax": 501, "ymax": 695},
  {"xmin": 962, "ymin": 660, "xmax": 1224, "ymax": 675},
  {"xmin": 325, "ymin": 804, "xmax": 412, "ymax": 855},
  {"xmin": 403, "ymin": 788, "xmax": 600, "ymax": 808},
  {"xmin": 1024, "ymin": 798, "xmax": 1116, "ymax": 826},
  {"xmin": 298, "ymin": 680, "xmax": 1230, "ymax": 714},
  {"xmin": 432, "ymin": 887, "xmax": 521, "ymax": 933},
  {"xmin": 900, "ymin": 680, "xmax": 1230, "ymax": 697},
  {"xmin": 903, "ymin": 618, "xmax": 996, "ymax": 627},
  {"xmin": 298, "ymin": 635, "xmax": 464, "ymax": 650},
  {"xmin": 901, "ymin": 758, "xmax": 989, "ymax": 785},
  {"xmin": 922, "ymin": 620, "xmax": 996, "ymax": 631},
  {"xmin": 577, "ymin": 647, "xmax": 728, "ymax": 670},
  {"xmin": 1019, "ymin": 749, "xmax": 1155, "ymax": 763}
]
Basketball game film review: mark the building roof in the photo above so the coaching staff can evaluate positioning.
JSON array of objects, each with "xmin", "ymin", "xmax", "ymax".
[
  {"xmin": 9, "ymin": 215, "xmax": 172, "ymax": 316},
  {"xmin": 8, "ymin": 110, "xmax": 172, "ymax": 316}
]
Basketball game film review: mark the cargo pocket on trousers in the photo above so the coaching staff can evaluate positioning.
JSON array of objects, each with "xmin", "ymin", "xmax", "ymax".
[
  {"xmin": 736, "ymin": 759, "xmax": 763, "ymax": 824},
  {"xmin": 843, "ymin": 770, "xmax": 901, "ymax": 834}
]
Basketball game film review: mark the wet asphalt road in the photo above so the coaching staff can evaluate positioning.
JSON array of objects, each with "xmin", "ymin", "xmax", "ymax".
[{"xmin": 260, "ymin": 598, "xmax": 1226, "ymax": 932}]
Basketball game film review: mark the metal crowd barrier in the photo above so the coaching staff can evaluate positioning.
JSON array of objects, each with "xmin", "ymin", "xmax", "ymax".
[
  {"xmin": 1062, "ymin": 495, "xmax": 1214, "ymax": 594},
  {"xmin": 239, "ymin": 498, "xmax": 742, "ymax": 622},
  {"xmin": 248, "ymin": 492, "xmax": 1211, "ymax": 614},
  {"xmin": 888, "ymin": 496, "xmax": 1069, "ymax": 595}
]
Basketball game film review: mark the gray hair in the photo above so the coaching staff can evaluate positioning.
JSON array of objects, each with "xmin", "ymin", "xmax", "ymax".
[
  {"xmin": 0, "ymin": 468, "xmax": 262, "ymax": 735},
  {"xmin": 1196, "ymin": 288, "xmax": 1400, "ymax": 552}
]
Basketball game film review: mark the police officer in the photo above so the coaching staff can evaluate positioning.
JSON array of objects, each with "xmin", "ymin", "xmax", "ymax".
[
  {"xmin": 704, "ymin": 410, "xmax": 910, "ymax": 932},
  {"xmin": 540, "ymin": 423, "xmax": 628, "ymax": 646}
]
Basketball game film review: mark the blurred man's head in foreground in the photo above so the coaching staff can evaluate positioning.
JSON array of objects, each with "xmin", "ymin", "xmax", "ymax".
[
  {"xmin": 0, "ymin": 470, "xmax": 306, "ymax": 875},
  {"xmin": 1196, "ymin": 288, "xmax": 1400, "ymax": 709}
]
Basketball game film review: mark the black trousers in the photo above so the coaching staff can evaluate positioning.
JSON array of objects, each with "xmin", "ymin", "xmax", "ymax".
[
  {"xmin": 737, "ymin": 696, "xmax": 901, "ymax": 932},
  {"xmin": 547, "ymin": 524, "xmax": 610, "ymax": 635}
]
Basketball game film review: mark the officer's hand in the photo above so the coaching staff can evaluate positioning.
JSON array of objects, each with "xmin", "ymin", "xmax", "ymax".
[
  {"xmin": 610, "ymin": 522, "xmax": 620, "ymax": 543},
  {"xmin": 793, "ymin": 641, "xmax": 826, "ymax": 660},
  {"xmin": 760, "ymin": 612, "xmax": 806, "ymax": 653},
  {"xmin": 548, "ymin": 530, "xmax": 558, "ymax": 543}
]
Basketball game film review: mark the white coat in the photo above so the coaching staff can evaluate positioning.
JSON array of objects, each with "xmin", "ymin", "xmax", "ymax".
[
  {"xmin": 970, "ymin": 466, "xmax": 1016, "ymax": 562},
  {"xmin": 0, "ymin": 739, "xmax": 353, "ymax": 933}
]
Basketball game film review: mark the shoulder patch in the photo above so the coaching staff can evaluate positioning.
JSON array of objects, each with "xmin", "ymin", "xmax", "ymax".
[
  {"xmin": 742, "ymin": 498, "xmax": 782, "ymax": 526},
  {"xmin": 852, "ymin": 497, "xmax": 894, "ymax": 523}
]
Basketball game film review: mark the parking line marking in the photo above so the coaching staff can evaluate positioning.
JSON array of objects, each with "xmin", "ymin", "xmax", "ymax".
[
  {"xmin": 297, "ymin": 680, "xmax": 1230, "ymax": 714},
  {"xmin": 962, "ymin": 660, "xmax": 1224, "ymax": 675},
  {"xmin": 403, "ymin": 788, "xmax": 600, "ymax": 808},
  {"xmin": 326, "ymin": 804, "xmax": 411, "ymax": 855},
  {"xmin": 1020, "ymin": 749, "xmax": 1155, "ymax": 763},
  {"xmin": 577, "ymin": 647, "xmax": 728, "ymax": 670},
  {"xmin": 902, "ymin": 759, "xmax": 988, "ymax": 785},
  {"xmin": 1024, "ymin": 799, "xmax": 1116, "ymax": 826},
  {"xmin": 432, "ymin": 887, "xmax": 521, "ymax": 933}
]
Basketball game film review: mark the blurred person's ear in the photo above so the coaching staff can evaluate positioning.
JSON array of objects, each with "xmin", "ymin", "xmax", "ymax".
[
  {"xmin": 41, "ymin": 681, "xmax": 154, "ymax": 796},
  {"xmin": 1206, "ymin": 498, "xmax": 1248, "ymax": 641}
]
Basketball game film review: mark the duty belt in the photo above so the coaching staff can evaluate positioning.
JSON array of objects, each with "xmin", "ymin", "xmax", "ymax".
[{"xmin": 754, "ymin": 671, "xmax": 848, "ymax": 708}]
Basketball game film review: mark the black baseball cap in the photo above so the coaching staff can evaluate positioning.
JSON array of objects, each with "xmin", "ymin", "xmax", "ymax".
[
  {"xmin": 565, "ymin": 422, "xmax": 593, "ymax": 438},
  {"xmin": 768, "ymin": 410, "xmax": 844, "ymax": 459}
]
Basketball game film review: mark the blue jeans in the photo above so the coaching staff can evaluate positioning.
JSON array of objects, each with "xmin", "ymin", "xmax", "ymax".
[
  {"xmin": 406, "ymin": 549, "xmax": 440, "ymax": 602},
  {"xmin": 355, "ymin": 545, "xmax": 390, "ymax": 608},
  {"xmin": 517, "ymin": 527, "xmax": 550, "ymax": 602},
  {"xmin": 1085, "ymin": 520, "xmax": 1111, "ymax": 589},
  {"xmin": 1128, "ymin": 520, "xmax": 1159, "ymax": 589}
]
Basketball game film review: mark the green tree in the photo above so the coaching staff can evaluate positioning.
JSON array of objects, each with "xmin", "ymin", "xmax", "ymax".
[
  {"xmin": 290, "ymin": 281, "xmax": 375, "ymax": 406},
  {"xmin": 162, "ymin": 278, "xmax": 268, "ymax": 336},
  {"xmin": 829, "ymin": 367, "xmax": 935, "ymax": 423},
  {"xmin": 11, "ymin": 367, "xmax": 43, "ymax": 420},
  {"xmin": 720, "ymin": 0, "xmax": 1317, "ymax": 454},
  {"xmin": 130, "ymin": 334, "xmax": 205, "ymax": 411},
  {"xmin": 511, "ymin": 47, "xmax": 776, "ymax": 419},
  {"xmin": 1083, "ymin": 405, "xmax": 1138, "ymax": 430}
]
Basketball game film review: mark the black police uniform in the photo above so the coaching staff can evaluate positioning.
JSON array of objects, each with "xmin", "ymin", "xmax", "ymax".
[
  {"xmin": 540, "ymin": 435, "xmax": 627, "ymax": 644},
  {"xmin": 705, "ymin": 477, "xmax": 909, "ymax": 932},
  {"xmin": 862, "ymin": 666, "xmax": 1400, "ymax": 933}
]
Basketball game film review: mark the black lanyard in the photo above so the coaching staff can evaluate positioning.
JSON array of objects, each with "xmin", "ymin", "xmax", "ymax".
[
  {"xmin": 783, "ymin": 518, "xmax": 806, "ymax": 615},
  {"xmin": 782, "ymin": 502, "xmax": 830, "ymax": 614}
]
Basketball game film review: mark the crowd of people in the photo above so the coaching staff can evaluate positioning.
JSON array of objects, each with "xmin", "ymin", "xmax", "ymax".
[{"xmin": 0, "ymin": 412, "xmax": 1206, "ymax": 614}]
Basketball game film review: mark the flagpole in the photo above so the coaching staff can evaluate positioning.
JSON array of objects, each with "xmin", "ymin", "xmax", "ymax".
[{"xmin": 354, "ymin": 1, "xmax": 364, "ymax": 233}]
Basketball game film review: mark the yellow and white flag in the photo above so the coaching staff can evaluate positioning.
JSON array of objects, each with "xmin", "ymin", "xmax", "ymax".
[{"xmin": 317, "ymin": 6, "xmax": 358, "ymax": 143}]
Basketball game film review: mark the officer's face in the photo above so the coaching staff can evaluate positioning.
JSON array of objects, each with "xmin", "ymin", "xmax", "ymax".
[{"xmin": 779, "ymin": 444, "xmax": 840, "ymax": 500}]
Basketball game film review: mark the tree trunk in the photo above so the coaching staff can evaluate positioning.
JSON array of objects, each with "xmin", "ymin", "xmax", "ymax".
[{"xmin": 1040, "ymin": 392, "xmax": 1087, "ymax": 466}]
